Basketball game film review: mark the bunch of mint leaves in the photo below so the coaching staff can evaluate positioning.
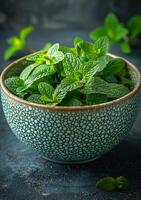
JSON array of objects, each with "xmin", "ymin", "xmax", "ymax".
[
  {"xmin": 90, "ymin": 13, "xmax": 141, "ymax": 54},
  {"xmin": 5, "ymin": 36, "xmax": 133, "ymax": 106}
]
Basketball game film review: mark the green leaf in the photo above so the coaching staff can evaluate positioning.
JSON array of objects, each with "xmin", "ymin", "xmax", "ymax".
[
  {"xmin": 27, "ymin": 94, "xmax": 42, "ymax": 104},
  {"xmin": 4, "ymin": 46, "xmax": 18, "ymax": 61},
  {"xmin": 25, "ymin": 64, "xmax": 56, "ymax": 86},
  {"xmin": 20, "ymin": 26, "xmax": 33, "ymax": 42},
  {"xmin": 96, "ymin": 177, "xmax": 116, "ymax": 192},
  {"xmin": 86, "ymin": 94, "xmax": 108, "ymax": 105},
  {"xmin": 4, "ymin": 37, "xmax": 24, "ymax": 60},
  {"xmin": 89, "ymin": 27, "xmax": 107, "ymax": 40},
  {"xmin": 40, "ymin": 95, "xmax": 57, "ymax": 105},
  {"xmin": 38, "ymin": 82, "xmax": 54, "ymax": 98},
  {"xmin": 84, "ymin": 77, "xmax": 129, "ymax": 98},
  {"xmin": 105, "ymin": 13, "xmax": 128, "ymax": 42},
  {"xmin": 127, "ymin": 15, "xmax": 141, "ymax": 39},
  {"xmin": 116, "ymin": 176, "xmax": 129, "ymax": 191},
  {"xmin": 102, "ymin": 58, "xmax": 126, "ymax": 76},
  {"xmin": 42, "ymin": 42, "xmax": 52, "ymax": 51},
  {"xmin": 53, "ymin": 75, "xmax": 83, "ymax": 103},
  {"xmin": 105, "ymin": 13, "xmax": 120, "ymax": 29},
  {"xmin": 47, "ymin": 43, "xmax": 64, "ymax": 64},
  {"xmin": 26, "ymin": 51, "xmax": 46, "ymax": 64},
  {"xmin": 94, "ymin": 36, "xmax": 110, "ymax": 55},
  {"xmin": 20, "ymin": 63, "xmax": 39, "ymax": 81},
  {"xmin": 61, "ymin": 98, "xmax": 83, "ymax": 106},
  {"xmin": 63, "ymin": 53, "xmax": 81, "ymax": 76},
  {"xmin": 120, "ymin": 41, "xmax": 131, "ymax": 54},
  {"xmin": 84, "ymin": 56, "xmax": 108, "ymax": 80},
  {"xmin": 5, "ymin": 77, "xmax": 24, "ymax": 94}
]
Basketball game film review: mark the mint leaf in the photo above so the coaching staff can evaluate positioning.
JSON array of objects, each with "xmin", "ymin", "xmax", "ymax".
[
  {"xmin": 53, "ymin": 75, "xmax": 83, "ymax": 103},
  {"xmin": 89, "ymin": 27, "xmax": 107, "ymax": 40},
  {"xmin": 102, "ymin": 58, "xmax": 125, "ymax": 76},
  {"xmin": 47, "ymin": 43, "xmax": 64, "ymax": 64},
  {"xmin": 4, "ymin": 46, "xmax": 19, "ymax": 61},
  {"xmin": 84, "ymin": 56, "xmax": 108, "ymax": 80},
  {"xmin": 27, "ymin": 94, "xmax": 42, "ymax": 104},
  {"xmin": 63, "ymin": 53, "xmax": 81, "ymax": 76},
  {"xmin": 42, "ymin": 42, "xmax": 52, "ymax": 51},
  {"xmin": 94, "ymin": 36, "xmax": 110, "ymax": 55},
  {"xmin": 61, "ymin": 98, "xmax": 83, "ymax": 106},
  {"xmin": 86, "ymin": 94, "xmax": 108, "ymax": 105},
  {"xmin": 105, "ymin": 13, "xmax": 128, "ymax": 42},
  {"xmin": 4, "ymin": 37, "xmax": 24, "ymax": 61},
  {"xmin": 27, "ymin": 51, "xmax": 46, "ymax": 64},
  {"xmin": 38, "ymin": 82, "xmax": 54, "ymax": 98},
  {"xmin": 5, "ymin": 77, "xmax": 24, "ymax": 95},
  {"xmin": 25, "ymin": 64, "xmax": 56, "ymax": 86},
  {"xmin": 20, "ymin": 26, "xmax": 33, "ymax": 42},
  {"xmin": 116, "ymin": 176, "xmax": 129, "ymax": 191},
  {"xmin": 127, "ymin": 15, "xmax": 141, "ymax": 39},
  {"xmin": 96, "ymin": 177, "xmax": 116, "ymax": 192},
  {"xmin": 120, "ymin": 41, "xmax": 131, "ymax": 54},
  {"xmin": 84, "ymin": 77, "xmax": 129, "ymax": 98},
  {"xmin": 20, "ymin": 63, "xmax": 39, "ymax": 81}
]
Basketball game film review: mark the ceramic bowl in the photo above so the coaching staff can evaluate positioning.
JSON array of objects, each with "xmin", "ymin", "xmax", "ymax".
[{"xmin": 1, "ymin": 54, "xmax": 141, "ymax": 164}]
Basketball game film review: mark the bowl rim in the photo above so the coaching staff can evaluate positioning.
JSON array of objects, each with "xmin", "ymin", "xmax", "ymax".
[{"xmin": 1, "ymin": 53, "xmax": 141, "ymax": 111}]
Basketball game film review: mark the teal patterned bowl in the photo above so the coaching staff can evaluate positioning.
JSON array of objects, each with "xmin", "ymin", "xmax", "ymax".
[{"xmin": 1, "ymin": 55, "xmax": 141, "ymax": 164}]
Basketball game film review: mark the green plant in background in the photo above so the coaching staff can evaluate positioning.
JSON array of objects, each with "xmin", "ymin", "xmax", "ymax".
[
  {"xmin": 4, "ymin": 26, "xmax": 34, "ymax": 61},
  {"xmin": 96, "ymin": 176, "xmax": 129, "ymax": 192},
  {"xmin": 5, "ymin": 36, "xmax": 133, "ymax": 106},
  {"xmin": 90, "ymin": 13, "xmax": 141, "ymax": 54}
]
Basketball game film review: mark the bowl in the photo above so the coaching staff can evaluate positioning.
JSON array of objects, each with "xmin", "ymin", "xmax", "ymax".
[{"xmin": 1, "ymin": 54, "xmax": 141, "ymax": 164}]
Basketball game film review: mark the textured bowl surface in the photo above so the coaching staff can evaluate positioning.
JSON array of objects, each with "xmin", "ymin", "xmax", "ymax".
[{"xmin": 1, "ymin": 55, "xmax": 141, "ymax": 164}]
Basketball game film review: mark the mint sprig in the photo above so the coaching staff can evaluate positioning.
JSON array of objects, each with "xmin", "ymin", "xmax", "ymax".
[
  {"xmin": 5, "ymin": 37, "xmax": 133, "ymax": 106},
  {"xmin": 96, "ymin": 176, "xmax": 129, "ymax": 192},
  {"xmin": 4, "ymin": 26, "xmax": 34, "ymax": 61},
  {"xmin": 90, "ymin": 13, "xmax": 141, "ymax": 54}
]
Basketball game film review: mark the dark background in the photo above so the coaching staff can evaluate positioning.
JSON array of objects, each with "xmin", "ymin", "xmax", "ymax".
[
  {"xmin": 1, "ymin": 1, "xmax": 141, "ymax": 200},
  {"xmin": 0, "ymin": 0, "xmax": 141, "ymax": 31}
]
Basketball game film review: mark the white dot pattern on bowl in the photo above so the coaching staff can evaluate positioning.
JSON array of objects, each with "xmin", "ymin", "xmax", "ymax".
[{"xmin": 1, "ymin": 91, "xmax": 140, "ymax": 163}]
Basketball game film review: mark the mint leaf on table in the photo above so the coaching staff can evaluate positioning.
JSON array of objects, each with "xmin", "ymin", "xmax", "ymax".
[
  {"xmin": 96, "ymin": 176, "xmax": 129, "ymax": 192},
  {"xmin": 116, "ymin": 176, "xmax": 129, "ymax": 191},
  {"xmin": 4, "ymin": 26, "xmax": 33, "ymax": 61},
  {"xmin": 96, "ymin": 177, "xmax": 116, "ymax": 192},
  {"xmin": 84, "ymin": 77, "xmax": 129, "ymax": 98},
  {"xmin": 127, "ymin": 15, "xmax": 141, "ymax": 39}
]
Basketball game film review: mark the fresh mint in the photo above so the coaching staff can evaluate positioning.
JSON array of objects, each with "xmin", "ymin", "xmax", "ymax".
[
  {"xmin": 90, "ymin": 13, "xmax": 141, "ymax": 54},
  {"xmin": 96, "ymin": 176, "xmax": 129, "ymax": 192},
  {"xmin": 4, "ymin": 26, "xmax": 34, "ymax": 61},
  {"xmin": 5, "ymin": 37, "xmax": 133, "ymax": 106}
]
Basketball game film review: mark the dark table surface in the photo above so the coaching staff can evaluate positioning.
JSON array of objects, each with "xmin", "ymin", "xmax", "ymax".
[{"xmin": 0, "ymin": 30, "xmax": 141, "ymax": 200}]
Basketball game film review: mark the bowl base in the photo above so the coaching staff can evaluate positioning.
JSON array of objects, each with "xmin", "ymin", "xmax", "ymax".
[{"xmin": 41, "ymin": 155, "xmax": 100, "ymax": 165}]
